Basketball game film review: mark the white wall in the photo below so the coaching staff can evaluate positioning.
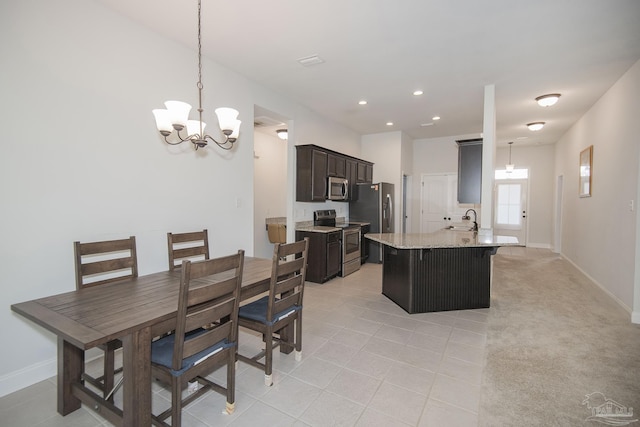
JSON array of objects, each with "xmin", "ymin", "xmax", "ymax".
[
  {"xmin": 0, "ymin": 0, "xmax": 362, "ymax": 396},
  {"xmin": 253, "ymin": 132, "xmax": 287, "ymax": 259},
  {"xmin": 554, "ymin": 59, "xmax": 640, "ymax": 315}
]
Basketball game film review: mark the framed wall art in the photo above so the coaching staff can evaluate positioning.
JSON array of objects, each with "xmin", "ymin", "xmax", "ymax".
[{"xmin": 579, "ymin": 145, "xmax": 593, "ymax": 197}]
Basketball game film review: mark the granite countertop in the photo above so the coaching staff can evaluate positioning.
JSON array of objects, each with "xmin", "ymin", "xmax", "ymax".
[{"xmin": 365, "ymin": 230, "xmax": 521, "ymax": 249}]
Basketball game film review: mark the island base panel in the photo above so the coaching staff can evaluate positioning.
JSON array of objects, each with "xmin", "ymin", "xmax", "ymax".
[{"xmin": 382, "ymin": 246, "xmax": 495, "ymax": 313}]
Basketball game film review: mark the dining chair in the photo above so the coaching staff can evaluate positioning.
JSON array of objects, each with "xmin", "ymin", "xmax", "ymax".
[
  {"xmin": 150, "ymin": 250, "xmax": 244, "ymax": 427},
  {"xmin": 167, "ymin": 229, "xmax": 210, "ymax": 271},
  {"xmin": 73, "ymin": 236, "xmax": 138, "ymax": 402},
  {"xmin": 237, "ymin": 238, "xmax": 309, "ymax": 386}
]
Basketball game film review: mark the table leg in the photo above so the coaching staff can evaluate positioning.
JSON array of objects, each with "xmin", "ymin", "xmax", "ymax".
[
  {"xmin": 121, "ymin": 327, "xmax": 152, "ymax": 426},
  {"xmin": 57, "ymin": 337, "xmax": 83, "ymax": 415}
]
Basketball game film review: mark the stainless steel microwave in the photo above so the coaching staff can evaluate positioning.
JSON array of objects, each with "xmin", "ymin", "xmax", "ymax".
[{"xmin": 327, "ymin": 176, "xmax": 349, "ymax": 200}]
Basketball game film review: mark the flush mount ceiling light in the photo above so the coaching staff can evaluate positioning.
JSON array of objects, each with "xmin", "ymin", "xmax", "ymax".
[
  {"xmin": 527, "ymin": 122, "xmax": 545, "ymax": 131},
  {"xmin": 276, "ymin": 129, "xmax": 288, "ymax": 140},
  {"xmin": 432, "ymin": 116, "xmax": 441, "ymax": 121},
  {"xmin": 413, "ymin": 90, "xmax": 423, "ymax": 96},
  {"xmin": 358, "ymin": 100, "xmax": 368, "ymax": 105},
  {"xmin": 386, "ymin": 122, "xmax": 394, "ymax": 126},
  {"xmin": 506, "ymin": 141, "xmax": 515, "ymax": 172},
  {"xmin": 152, "ymin": 0, "xmax": 241, "ymax": 150},
  {"xmin": 535, "ymin": 93, "xmax": 561, "ymax": 107}
]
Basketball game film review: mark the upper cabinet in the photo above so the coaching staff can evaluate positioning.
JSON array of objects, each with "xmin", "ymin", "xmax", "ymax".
[
  {"xmin": 456, "ymin": 138, "xmax": 482, "ymax": 204},
  {"xmin": 296, "ymin": 145, "xmax": 373, "ymax": 202},
  {"xmin": 327, "ymin": 154, "xmax": 346, "ymax": 178},
  {"xmin": 296, "ymin": 146, "xmax": 328, "ymax": 202}
]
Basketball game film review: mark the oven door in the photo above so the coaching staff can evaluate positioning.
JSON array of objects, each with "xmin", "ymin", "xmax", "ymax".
[{"xmin": 342, "ymin": 227, "xmax": 361, "ymax": 276}]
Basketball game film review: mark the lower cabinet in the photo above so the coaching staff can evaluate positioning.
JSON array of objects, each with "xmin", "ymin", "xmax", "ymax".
[{"xmin": 296, "ymin": 230, "xmax": 341, "ymax": 283}]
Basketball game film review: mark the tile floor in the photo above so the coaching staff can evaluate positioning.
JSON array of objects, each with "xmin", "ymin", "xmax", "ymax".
[{"xmin": 0, "ymin": 249, "xmax": 524, "ymax": 427}]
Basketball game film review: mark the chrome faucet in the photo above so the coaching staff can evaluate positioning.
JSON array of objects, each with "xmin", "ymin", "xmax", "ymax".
[{"xmin": 463, "ymin": 209, "xmax": 478, "ymax": 232}]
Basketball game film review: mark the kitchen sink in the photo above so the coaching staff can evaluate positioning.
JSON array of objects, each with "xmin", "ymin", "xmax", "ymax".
[{"xmin": 446, "ymin": 225, "xmax": 474, "ymax": 231}]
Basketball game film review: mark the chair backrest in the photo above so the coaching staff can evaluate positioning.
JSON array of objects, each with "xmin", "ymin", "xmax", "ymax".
[
  {"xmin": 167, "ymin": 229, "xmax": 210, "ymax": 271},
  {"xmin": 74, "ymin": 236, "xmax": 138, "ymax": 290},
  {"xmin": 171, "ymin": 250, "xmax": 244, "ymax": 371},
  {"xmin": 266, "ymin": 238, "xmax": 309, "ymax": 323}
]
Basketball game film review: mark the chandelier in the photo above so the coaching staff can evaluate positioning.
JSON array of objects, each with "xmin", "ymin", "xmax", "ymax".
[{"xmin": 152, "ymin": 0, "xmax": 241, "ymax": 150}]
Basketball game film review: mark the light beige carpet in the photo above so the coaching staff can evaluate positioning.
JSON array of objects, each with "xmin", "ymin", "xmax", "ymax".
[{"xmin": 479, "ymin": 249, "xmax": 640, "ymax": 426}]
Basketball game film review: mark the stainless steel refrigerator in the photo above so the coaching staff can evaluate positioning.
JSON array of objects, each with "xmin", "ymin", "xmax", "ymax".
[{"xmin": 349, "ymin": 182, "xmax": 394, "ymax": 263}]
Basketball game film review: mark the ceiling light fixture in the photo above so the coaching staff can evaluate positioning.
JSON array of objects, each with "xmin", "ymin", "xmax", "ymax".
[
  {"xmin": 413, "ymin": 90, "xmax": 423, "ymax": 96},
  {"xmin": 432, "ymin": 116, "xmax": 441, "ymax": 121},
  {"xmin": 276, "ymin": 129, "xmax": 288, "ymax": 140},
  {"xmin": 386, "ymin": 122, "xmax": 394, "ymax": 126},
  {"xmin": 527, "ymin": 122, "xmax": 545, "ymax": 131},
  {"xmin": 535, "ymin": 93, "xmax": 561, "ymax": 107},
  {"xmin": 506, "ymin": 141, "xmax": 515, "ymax": 173},
  {"xmin": 358, "ymin": 100, "xmax": 368, "ymax": 105},
  {"xmin": 152, "ymin": 0, "xmax": 241, "ymax": 150}
]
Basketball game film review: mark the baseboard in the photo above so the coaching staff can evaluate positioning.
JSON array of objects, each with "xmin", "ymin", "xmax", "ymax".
[
  {"xmin": 632, "ymin": 311, "xmax": 640, "ymax": 324},
  {"xmin": 0, "ymin": 358, "xmax": 56, "ymax": 398},
  {"xmin": 561, "ymin": 253, "xmax": 633, "ymax": 319}
]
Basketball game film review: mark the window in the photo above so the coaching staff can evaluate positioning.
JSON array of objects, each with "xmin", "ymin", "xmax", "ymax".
[{"xmin": 496, "ymin": 183, "xmax": 521, "ymax": 226}]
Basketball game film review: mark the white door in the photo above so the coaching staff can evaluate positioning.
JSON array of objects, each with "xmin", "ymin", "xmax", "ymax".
[
  {"xmin": 421, "ymin": 174, "xmax": 450, "ymax": 233},
  {"xmin": 493, "ymin": 179, "xmax": 528, "ymax": 245}
]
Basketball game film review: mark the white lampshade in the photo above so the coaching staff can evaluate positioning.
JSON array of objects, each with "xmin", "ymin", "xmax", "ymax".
[
  {"xmin": 215, "ymin": 108, "xmax": 240, "ymax": 132},
  {"xmin": 152, "ymin": 109, "xmax": 174, "ymax": 133},
  {"xmin": 228, "ymin": 120, "xmax": 241, "ymax": 140},
  {"xmin": 186, "ymin": 120, "xmax": 205, "ymax": 137},
  {"xmin": 164, "ymin": 101, "xmax": 192, "ymax": 127}
]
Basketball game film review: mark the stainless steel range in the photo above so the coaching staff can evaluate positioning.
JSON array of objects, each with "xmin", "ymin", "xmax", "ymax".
[{"xmin": 313, "ymin": 210, "xmax": 361, "ymax": 277}]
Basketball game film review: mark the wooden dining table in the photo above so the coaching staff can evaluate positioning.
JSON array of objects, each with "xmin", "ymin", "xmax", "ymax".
[{"xmin": 11, "ymin": 256, "xmax": 279, "ymax": 426}]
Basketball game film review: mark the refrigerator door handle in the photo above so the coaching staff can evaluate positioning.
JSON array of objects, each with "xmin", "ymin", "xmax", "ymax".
[{"xmin": 385, "ymin": 193, "xmax": 393, "ymax": 231}]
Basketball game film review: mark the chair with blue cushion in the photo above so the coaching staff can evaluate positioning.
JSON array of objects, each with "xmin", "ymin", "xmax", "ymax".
[
  {"xmin": 237, "ymin": 238, "xmax": 309, "ymax": 386},
  {"xmin": 150, "ymin": 250, "xmax": 244, "ymax": 427}
]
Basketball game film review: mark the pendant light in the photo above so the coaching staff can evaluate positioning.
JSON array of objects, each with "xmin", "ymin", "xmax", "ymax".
[
  {"xmin": 152, "ymin": 0, "xmax": 241, "ymax": 150},
  {"xmin": 506, "ymin": 142, "xmax": 514, "ymax": 173}
]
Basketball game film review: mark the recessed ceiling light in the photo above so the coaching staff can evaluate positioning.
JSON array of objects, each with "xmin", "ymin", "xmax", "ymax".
[
  {"xmin": 386, "ymin": 122, "xmax": 394, "ymax": 126},
  {"xmin": 527, "ymin": 122, "xmax": 545, "ymax": 131},
  {"xmin": 535, "ymin": 93, "xmax": 561, "ymax": 107},
  {"xmin": 432, "ymin": 116, "xmax": 440, "ymax": 121},
  {"xmin": 413, "ymin": 90, "xmax": 423, "ymax": 96},
  {"xmin": 358, "ymin": 100, "xmax": 367, "ymax": 105}
]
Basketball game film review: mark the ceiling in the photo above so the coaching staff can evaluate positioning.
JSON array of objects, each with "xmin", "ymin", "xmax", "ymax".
[{"xmin": 98, "ymin": 0, "xmax": 640, "ymax": 146}]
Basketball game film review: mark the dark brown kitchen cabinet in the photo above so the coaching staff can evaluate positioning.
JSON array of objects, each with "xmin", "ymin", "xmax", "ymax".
[
  {"xmin": 327, "ymin": 154, "xmax": 346, "ymax": 178},
  {"xmin": 296, "ymin": 144, "xmax": 373, "ymax": 202},
  {"xmin": 356, "ymin": 161, "xmax": 373, "ymax": 184},
  {"xmin": 296, "ymin": 146, "xmax": 328, "ymax": 202},
  {"xmin": 295, "ymin": 230, "xmax": 341, "ymax": 283},
  {"xmin": 456, "ymin": 138, "xmax": 482, "ymax": 204}
]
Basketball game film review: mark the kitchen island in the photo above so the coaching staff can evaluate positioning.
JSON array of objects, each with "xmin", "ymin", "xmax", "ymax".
[{"xmin": 366, "ymin": 231, "xmax": 520, "ymax": 313}]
